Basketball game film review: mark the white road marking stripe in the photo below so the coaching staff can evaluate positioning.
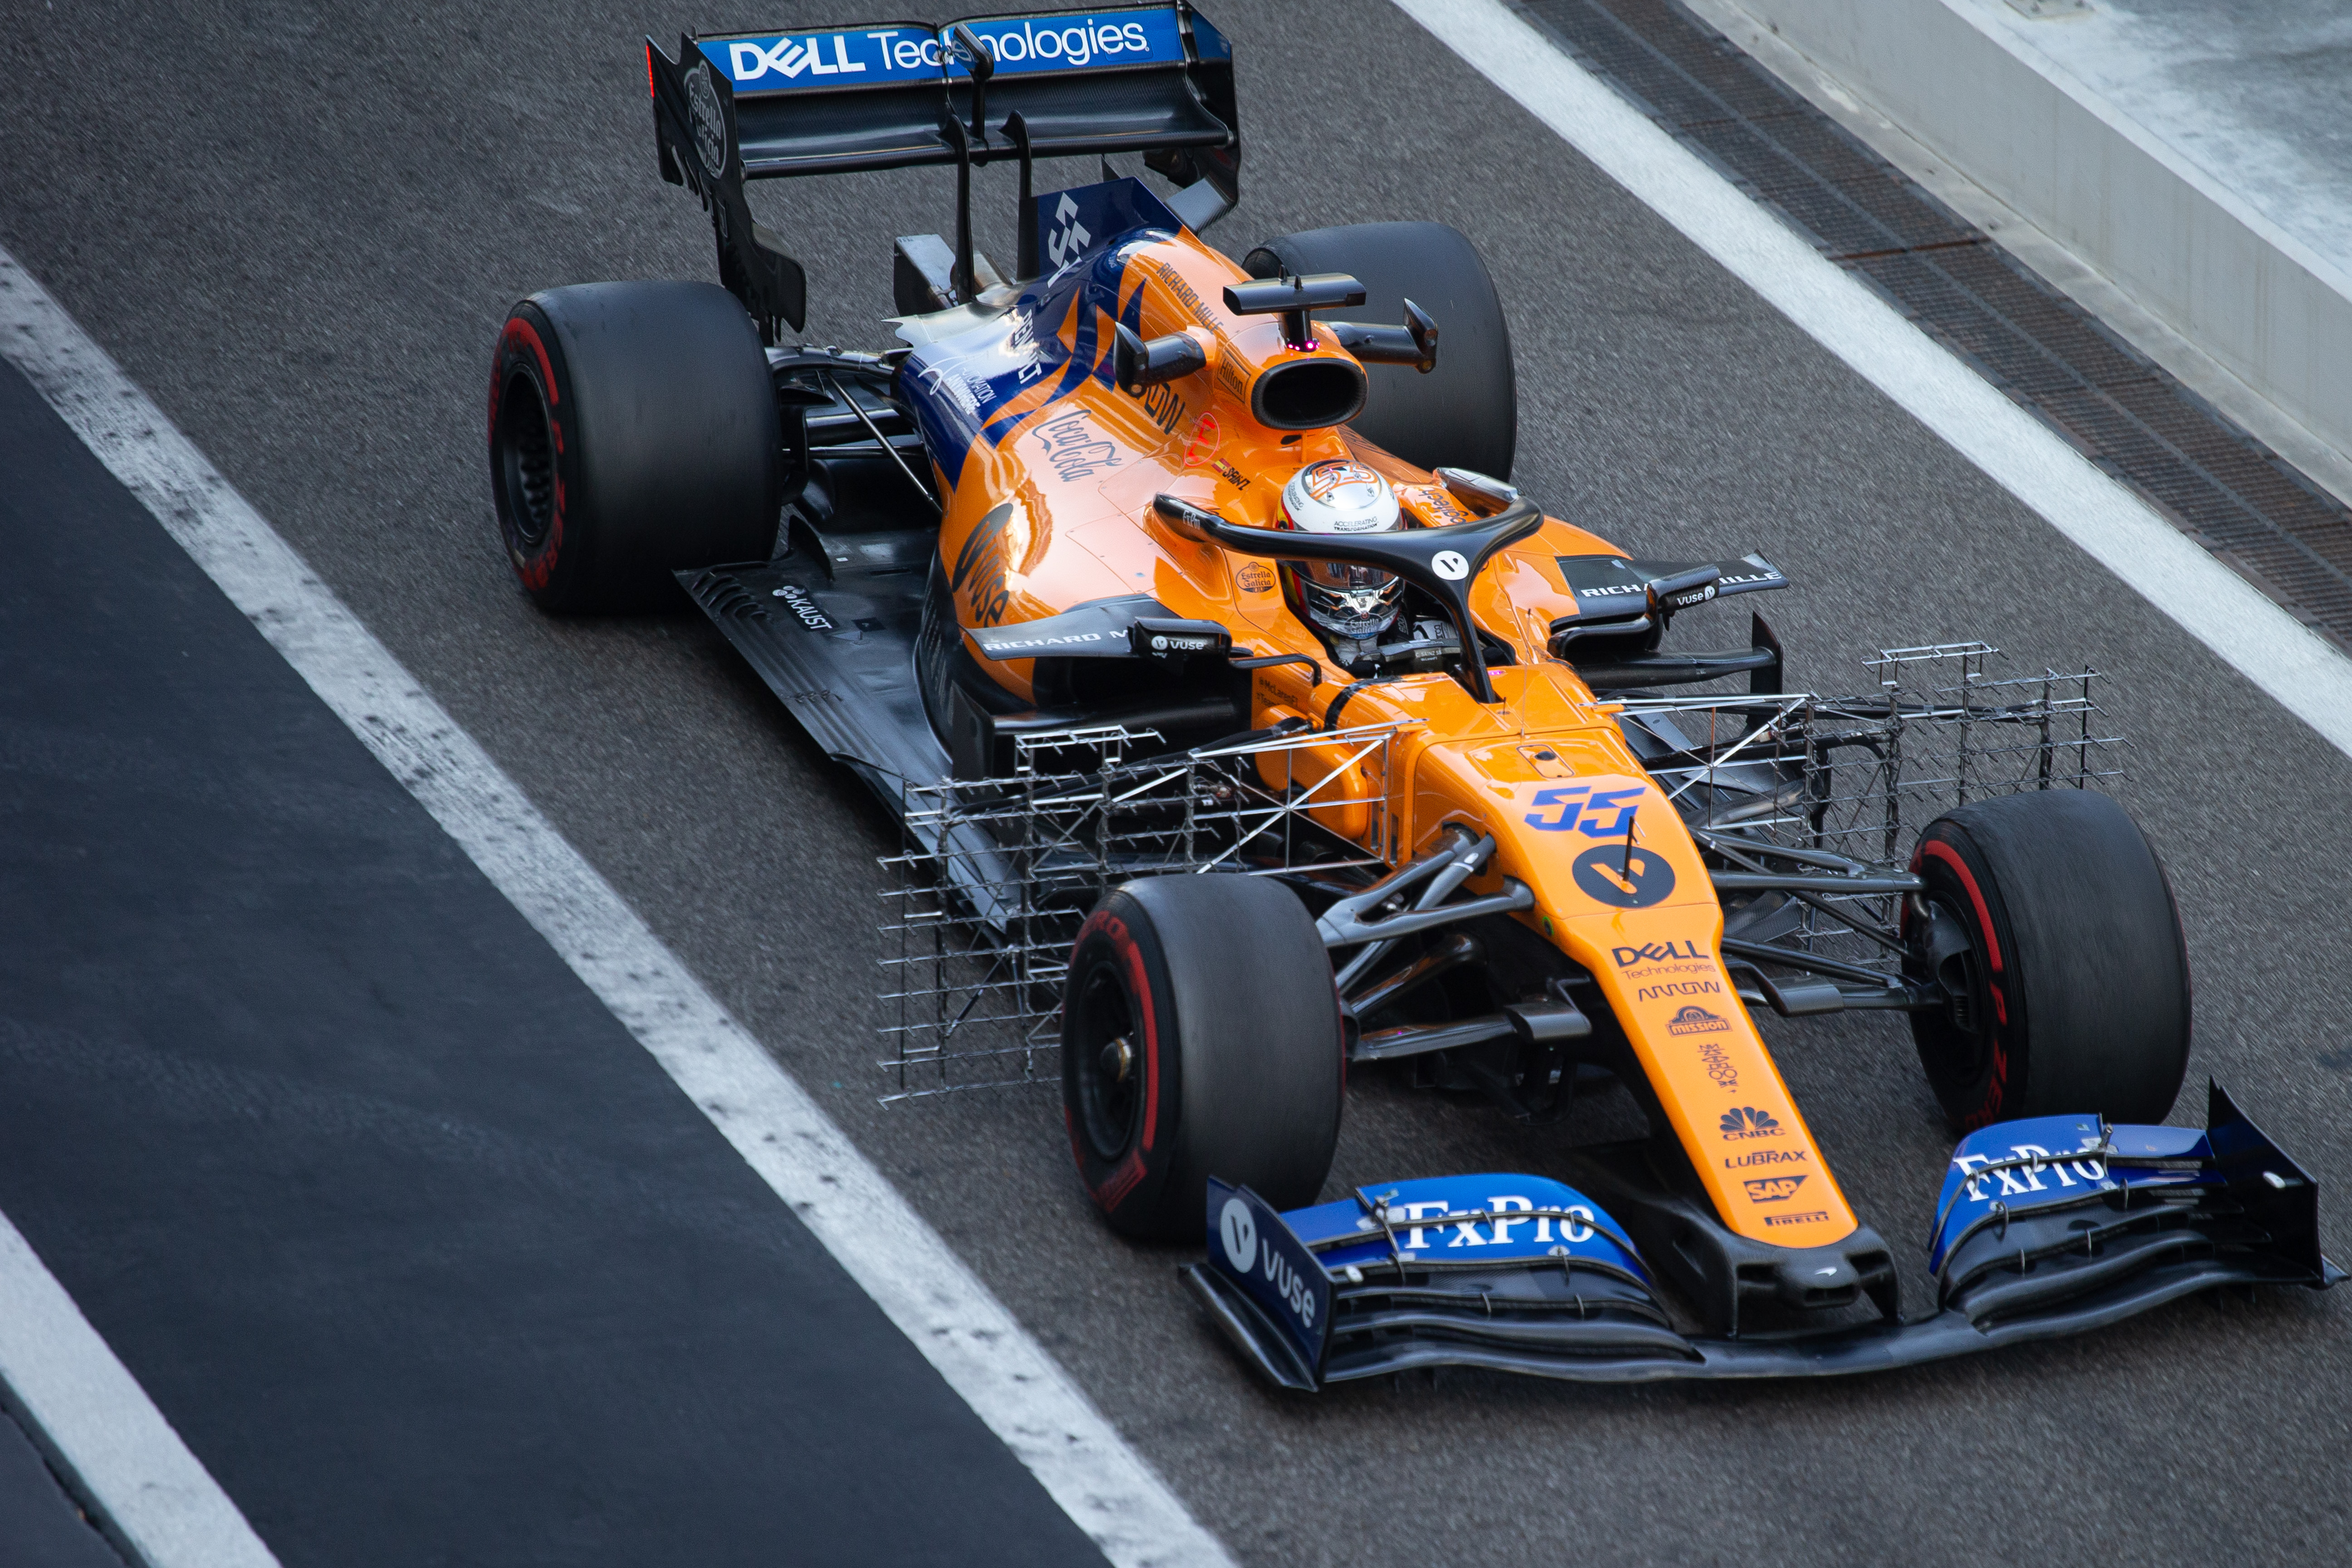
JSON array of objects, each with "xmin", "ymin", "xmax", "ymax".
[
  {"xmin": 1396, "ymin": 0, "xmax": 2352, "ymax": 763},
  {"xmin": 0, "ymin": 251, "xmax": 1230, "ymax": 1568},
  {"xmin": 0, "ymin": 1210, "xmax": 279, "ymax": 1568}
]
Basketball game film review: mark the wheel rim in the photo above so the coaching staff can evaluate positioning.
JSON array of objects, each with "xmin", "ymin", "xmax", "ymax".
[
  {"xmin": 494, "ymin": 369, "xmax": 557, "ymax": 546},
  {"xmin": 1070, "ymin": 960, "xmax": 1143, "ymax": 1162}
]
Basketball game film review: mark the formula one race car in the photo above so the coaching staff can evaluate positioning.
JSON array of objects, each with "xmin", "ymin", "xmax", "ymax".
[{"xmin": 484, "ymin": 5, "xmax": 2337, "ymax": 1385}]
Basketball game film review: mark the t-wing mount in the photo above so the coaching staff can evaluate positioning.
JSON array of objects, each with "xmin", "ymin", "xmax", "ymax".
[
  {"xmin": 1153, "ymin": 494, "xmax": 1543, "ymax": 703},
  {"xmin": 1220, "ymin": 273, "xmax": 1438, "ymax": 368}
]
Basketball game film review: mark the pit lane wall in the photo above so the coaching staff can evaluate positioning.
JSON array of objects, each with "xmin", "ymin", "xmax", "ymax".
[{"xmin": 1694, "ymin": 0, "xmax": 2352, "ymax": 472}]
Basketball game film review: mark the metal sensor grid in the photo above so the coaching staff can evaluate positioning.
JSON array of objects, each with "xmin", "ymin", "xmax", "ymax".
[
  {"xmin": 1627, "ymin": 642, "xmax": 2122, "ymax": 982},
  {"xmin": 879, "ymin": 722, "xmax": 1407, "ymax": 1099}
]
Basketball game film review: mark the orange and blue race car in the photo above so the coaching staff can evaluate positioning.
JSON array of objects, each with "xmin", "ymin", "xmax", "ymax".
[{"xmin": 483, "ymin": 4, "xmax": 2339, "ymax": 1385}]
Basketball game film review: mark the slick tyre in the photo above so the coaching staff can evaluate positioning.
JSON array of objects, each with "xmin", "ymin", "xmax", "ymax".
[
  {"xmin": 1906, "ymin": 790, "xmax": 2190, "ymax": 1131},
  {"xmin": 1245, "ymin": 221, "xmax": 1516, "ymax": 480},
  {"xmin": 1062, "ymin": 874, "xmax": 1344, "ymax": 1240},
  {"xmin": 489, "ymin": 281, "xmax": 779, "ymax": 612}
]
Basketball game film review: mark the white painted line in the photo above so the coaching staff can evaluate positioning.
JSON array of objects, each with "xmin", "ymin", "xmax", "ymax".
[
  {"xmin": 0, "ymin": 250, "xmax": 1231, "ymax": 1568},
  {"xmin": 0, "ymin": 1210, "xmax": 279, "ymax": 1568},
  {"xmin": 1395, "ymin": 0, "xmax": 2352, "ymax": 763}
]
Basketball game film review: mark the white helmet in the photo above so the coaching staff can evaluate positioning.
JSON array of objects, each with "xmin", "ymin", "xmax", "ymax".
[{"xmin": 1278, "ymin": 460, "xmax": 1405, "ymax": 640}]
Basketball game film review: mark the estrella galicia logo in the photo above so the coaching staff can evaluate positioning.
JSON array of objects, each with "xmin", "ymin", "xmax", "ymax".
[
  {"xmin": 1720, "ymin": 1106, "xmax": 1784, "ymax": 1139},
  {"xmin": 1666, "ymin": 1005, "xmax": 1730, "ymax": 1035},
  {"xmin": 1743, "ymin": 1174, "xmax": 1808, "ymax": 1203},
  {"xmin": 685, "ymin": 60, "xmax": 728, "ymax": 181},
  {"xmin": 1570, "ymin": 845, "xmax": 1675, "ymax": 908}
]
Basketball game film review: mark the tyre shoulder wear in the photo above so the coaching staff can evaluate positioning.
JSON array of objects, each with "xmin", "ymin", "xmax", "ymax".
[
  {"xmin": 489, "ymin": 280, "xmax": 779, "ymax": 613},
  {"xmin": 1907, "ymin": 789, "xmax": 2190, "ymax": 1131},
  {"xmin": 1062, "ymin": 875, "xmax": 1343, "ymax": 1240}
]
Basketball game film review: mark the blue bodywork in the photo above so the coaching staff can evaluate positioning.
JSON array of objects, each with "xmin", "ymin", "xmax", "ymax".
[
  {"xmin": 1927, "ymin": 1114, "xmax": 2221, "ymax": 1274},
  {"xmin": 894, "ymin": 179, "xmax": 1179, "ymax": 485},
  {"xmin": 1285, "ymin": 1173, "xmax": 1649, "ymax": 1280},
  {"xmin": 1187, "ymin": 1083, "xmax": 2336, "ymax": 1387},
  {"xmin": 701, "ymin": 9, "xmax": 1196, "ymax": 93}
]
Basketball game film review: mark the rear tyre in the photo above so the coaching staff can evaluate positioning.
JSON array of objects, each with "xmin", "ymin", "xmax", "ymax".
[
  {"xmin": 1245, "ymin": 221, "xmax": 1516, "ymax": 480},
  {"xmin": 1062, "ymin": 874, "xmax": 1344, "ymax": 1239},
  {"xmin": 1905, "ymin": 790, "xmax": 2190, "ymax": 1130},
  {"xmin": 489, "ymin": 281, "xmax": 780, "ymax": 612}
]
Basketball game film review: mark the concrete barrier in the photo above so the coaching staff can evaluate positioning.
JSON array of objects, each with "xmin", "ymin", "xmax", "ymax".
[{"xmin": 1701, "ymin": 0, "xmax": 2352, "ymax": 470}]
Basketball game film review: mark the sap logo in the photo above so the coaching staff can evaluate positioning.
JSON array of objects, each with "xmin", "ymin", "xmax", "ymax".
[
  {"xmin": 1613, "ymin": 940, "xmax": 1706, "ymax": 967},
  {"xmin": 728, "ymin": 34, "xmax": 868, "ymax": 81},
  {"xmin": 1637, "ymin": 980, "xmax": 1720, "ymax": 1001},
  {"xmin": 1525, "ymin": 783, "xmax": 1644, "ymax": 835},
  {"xmin": 1667, "ymin": 1005, "xmax": 1730, "ymax": 1035},
  {"xmin": 1763, "ymin": 1209, "xmax": 1831, "ymax": 1227},
  {"xmin": 1743, "ymin": 1174, "xmax": 1808, "ymax": 1203},
  {"xmin": 1952, "ymin": 1140, "xmax": 2110, "ymax": 1203},
  {"xmin": 1045, "ymin": 194, "xmax": 1094, "ymax": 269},
  {"xmin": 1725, "ymin": 1148, "xmax": 1807, "ymax": 1169},
  {"xmin": 1720, "ymin": 1106, "xmax": 1784, "ymax": 1140},
  {"xmin": 771, "ymin": 584, "xmax": 834, "ymax": 631},
  {"xmin": 1390, "ymin": 1196, "xmax": 1594, "ymax": 1250}
]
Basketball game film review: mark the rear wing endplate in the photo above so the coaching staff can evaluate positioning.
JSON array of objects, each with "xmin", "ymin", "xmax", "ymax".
[{"xmin": 647, "ymin": 5, "xmax": 1238, "ymax": 340}]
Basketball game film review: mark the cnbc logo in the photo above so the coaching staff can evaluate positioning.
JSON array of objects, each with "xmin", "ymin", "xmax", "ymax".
[{"xmin": 1720, "ymin": 1107, "xmax": 1785, "ymax": 1141}]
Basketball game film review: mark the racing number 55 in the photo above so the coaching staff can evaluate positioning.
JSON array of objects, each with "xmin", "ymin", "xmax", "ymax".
[{"xmin": 1525, "ymin": 784, "xmax": 1643, "ymax": 834}]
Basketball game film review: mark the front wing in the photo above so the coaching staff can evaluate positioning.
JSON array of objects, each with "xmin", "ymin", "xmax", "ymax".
[{"xmin": 1186, "ymin": 1083, "xmax": 2340, "ymax": 1388}]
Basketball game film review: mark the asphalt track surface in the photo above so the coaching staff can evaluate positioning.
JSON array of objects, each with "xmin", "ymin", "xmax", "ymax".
[
  {"xmin": 0, "ymin": 1408, "xmax": 118, "ymax": 1567},
  {"xmin": 0, "ymin": 357, "xmax": 1102, "ymax": 1563},
  {"xmin": 1, "ymin": 0, "xmax": 2348, "ymax": 1562}
]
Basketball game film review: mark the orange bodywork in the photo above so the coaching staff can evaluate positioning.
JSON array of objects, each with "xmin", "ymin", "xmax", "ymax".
[{"xmin": 931, "ymin": 228, "xmax": 1853, "ymax": 1250}]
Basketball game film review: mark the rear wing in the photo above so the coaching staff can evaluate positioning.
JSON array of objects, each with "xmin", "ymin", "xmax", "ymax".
[{"xmin": 647, "ymin": 5, "xmax": 1239, "ymax": 340}]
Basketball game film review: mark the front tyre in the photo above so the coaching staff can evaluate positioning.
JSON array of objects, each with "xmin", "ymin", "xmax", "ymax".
[
  {"xmin": 1905, "ymin": 789, "xmax": 2190, "ymax": 1130},
  {"xmin": 489, "ymin": 281, "xmax": 779, "ymax": 612},
  {"xmin": 1062, "ymin": 875, "xmax": 1344, "ymax": 1240}
]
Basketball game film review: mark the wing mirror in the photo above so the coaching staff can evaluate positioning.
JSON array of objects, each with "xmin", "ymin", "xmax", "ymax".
[
  {"xmin": 1326, "ymin": 299, "xmax": 1439, "ymax": 374},
  {"xmin": 1644, "ymin": 563, "xmax": 1721, "ymax": 616},
  {"xmin": 1113, "ymin": 323, "xmax": 1210, "ymax": 394}
]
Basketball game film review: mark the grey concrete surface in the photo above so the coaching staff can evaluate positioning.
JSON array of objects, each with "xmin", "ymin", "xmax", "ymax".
[
  {"xmin": 0, "ymin": 0, "xmax": 2347, "ymax": 1562},
  {"xmin": 2000, "ymin": 0, "xmax": 2352, "ymax": 265}
]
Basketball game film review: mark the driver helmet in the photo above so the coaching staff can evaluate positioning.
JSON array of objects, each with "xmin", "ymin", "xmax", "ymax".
[{"xmin": 1278, "ymin": 459, "xmax": 1405, "ymax": 641}]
